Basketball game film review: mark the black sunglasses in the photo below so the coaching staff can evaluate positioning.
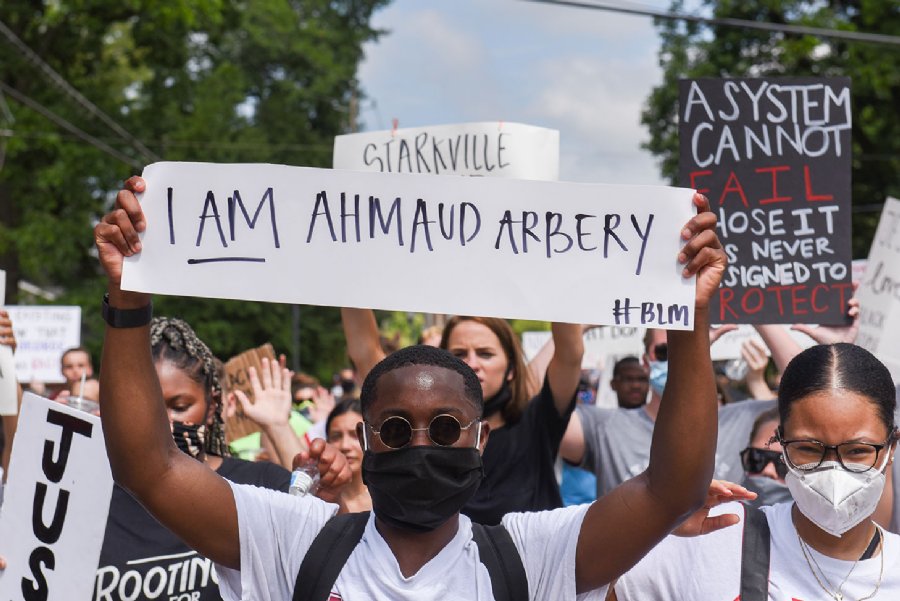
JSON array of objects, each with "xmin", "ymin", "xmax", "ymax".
[
  {"xmin": 740, "ymin": 447, "xmax": 787, "ymax": 479},
  {"xmin": 653, "ymin": 343, "xmax": 668, "ymax": 362},
  {"xmin": 366, "ymin": 414, "xmax": 480, "ymax": 449}
]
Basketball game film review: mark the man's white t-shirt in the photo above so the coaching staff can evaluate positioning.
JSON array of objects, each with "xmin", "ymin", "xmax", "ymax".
[
  {"xmin": 615, "ymin": 501, "xmax": 900, "ymax": 600},
  {"xmin": 217, "ymin": 482, "xmax": 607, "ymax": 601}
]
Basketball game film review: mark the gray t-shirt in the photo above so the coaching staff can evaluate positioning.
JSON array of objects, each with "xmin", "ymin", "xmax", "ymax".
[{"xmin": 579, "ymin": 399, "xmax": 776, "ymax": 498}]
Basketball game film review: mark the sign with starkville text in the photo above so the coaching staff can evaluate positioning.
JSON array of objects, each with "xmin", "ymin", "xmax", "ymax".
[
  {"xmin": 856, "ymin": 197, "xmax": 900, "ymax": 381},
  {"xmin": 333, "ymin": 122, "xmax": 559, "ymax": 180},
  {"xmin": 5, "ymin": 306, "xmax": 82, "ymax": 383},
  {"xmin": 121, "ymin": 162, "xmax": 698, "ymax": 329},
  {"xmin": 0, "ymin": 393, "xmax": 113, "ymax": 601},
  {"xmin": 679, "ymin": 77, "xmax": 853, "ymax": 325}
]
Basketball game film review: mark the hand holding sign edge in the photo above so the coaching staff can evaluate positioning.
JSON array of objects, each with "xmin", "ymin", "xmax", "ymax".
[
  {"xmin": 678, "ymin": 193, "xmax": 726, "ymax": 313},
  {"xmin": 94, "ymin": 176, "xmax": 150, "ymax": 307}
]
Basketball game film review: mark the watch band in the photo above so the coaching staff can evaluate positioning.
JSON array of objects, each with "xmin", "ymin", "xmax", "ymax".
[{"xmin": 102, "ymin": 293, "xmax": 153, "ymax": 328}]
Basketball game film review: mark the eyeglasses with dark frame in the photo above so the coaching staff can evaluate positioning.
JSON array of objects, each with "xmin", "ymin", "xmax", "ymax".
[
  {"xmin": 740, "ymin": 447, "xmax": 788, "ymax": 479},
  {"xmin": 774, "ymin": 430, "xmax": 895, "ymax": 473},
  {"xmin": 365, "ymin": 414, "xmax": 480, "ymax": 449}
]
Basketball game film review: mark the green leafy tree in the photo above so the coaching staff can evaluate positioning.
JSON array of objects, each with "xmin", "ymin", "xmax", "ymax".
[
  {"xmin": 642, "ymin": 0, "xmax": 900, "ymax": 258},
  {"xmin": 0, "ymin": 0, "xmax": 387, "ymax": 382}
]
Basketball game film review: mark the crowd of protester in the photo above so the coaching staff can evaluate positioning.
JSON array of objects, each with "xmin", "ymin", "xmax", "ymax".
[{"xmin": 0, "ymin": 175, "xmax": 897, "ymax": 600}]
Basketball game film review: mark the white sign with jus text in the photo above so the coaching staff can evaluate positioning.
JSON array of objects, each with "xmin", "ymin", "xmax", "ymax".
[
  {"xmin": 0, "ymin": 393, "xmax": 113, "ymax": 601},
  {"xmin": 5, "ymin": 306, "xmax": 82, "ymax": 383},
  {"xmin": 856, "ymin": 197, "xmax": 900, "ymax": 381},
  {"xmin": 122, "ymin": 162, "xmax": 698, "ymax": 328},
  {"xmin": 0, "ymin": 270, "xmax": 17, "ymax": 415},
  {"xmin": 333, "ymin": 121, "xmax": 560, "ymax": 180}
]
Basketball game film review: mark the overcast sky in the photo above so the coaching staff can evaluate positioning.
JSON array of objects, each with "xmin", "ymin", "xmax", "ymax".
[{"xmin": 356, "ymin": 0, "xmax": 677, "ymax": 186}]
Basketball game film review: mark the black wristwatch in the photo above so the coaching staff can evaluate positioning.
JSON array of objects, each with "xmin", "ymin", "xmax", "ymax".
[{"xmin": 102, "ymin": 293, "xmax": 153, "ymax": 328}]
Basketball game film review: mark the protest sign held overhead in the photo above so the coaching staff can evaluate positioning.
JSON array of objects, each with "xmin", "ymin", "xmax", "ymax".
[
  {"xmin": 121, "ymin": 161, "xmax": 698, "ymax": 329},
  {"xmin": 679, "ymin": 77, "xmax": 853, "ymax": 325},
  {"xmin": 333, "ymin": 121, "xmax": 560, "ymax": 180},
  {"xmin": 856, "ymin": 197, "xmax": 900, "ymax": 381},
  {"xmin": 0, "ymin": 393, "xmax": 113, "ymax": 601},
  {"xmin": 5, "ymin": 306, "xmax": 82, "ymax": 383}
]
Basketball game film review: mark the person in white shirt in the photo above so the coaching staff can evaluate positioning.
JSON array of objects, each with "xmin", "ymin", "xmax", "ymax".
[
  {"xmin": 612, "ymin": 342, "xmax": 900, "ymax": 601},
  {"xmin": 92, "ymin": 176, "xmax": 727, "ymax": 600}
]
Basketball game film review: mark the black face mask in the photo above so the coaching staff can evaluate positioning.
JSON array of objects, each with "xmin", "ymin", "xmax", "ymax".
[
  {"xmin": 483, "ymin": 379, "xmax": 512, "ymax": 418},
  {"xmin": 362, "ymin": 446, "xmax": 484, "ymax": 532},
  {"xmin": 172, "ymin": 421, "xmax": 207, "ymax": 460}
]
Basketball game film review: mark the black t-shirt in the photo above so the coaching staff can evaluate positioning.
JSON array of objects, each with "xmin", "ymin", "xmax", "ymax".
[
  {"xmin": 462, "ymin": 378, "xmax": 575, "ymax": 525},
  {"xmin": 94, "ymin": 457, "xmax": 290, "ymax": 601}
]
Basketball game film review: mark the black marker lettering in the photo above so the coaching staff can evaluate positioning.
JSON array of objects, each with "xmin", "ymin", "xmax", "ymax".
[
  {"xmin": 498, "ymin": 132, "xmax": 509, "ymax": 169},
  {"xmin": 227, "ymin": 188, "xmax": 280, "ymax": 248},
  {"xmin": 33, "ymin": 483, "xmax": 69, "ymax": 545},
  {"xmin": 495, "ymin": 210, "xmax": 518, "ymax": 254},
  {"xmin": 438, "ymin": 203, "xmax": 455, "ymax": 241},
  {"xmin": 448, "ymin": 136, "xmax": 462, "ymax": 170},
  {"xmin": 43, "ymin": 409, "xmax": 93, "ymax": 483},
  {"xmin": 369, "ymin": 196, "xmax": 404, "ymax": 246},
  {"xmin": 483, "ymin": 134, "xmax": 495, "ymax": 171},
  {"xmin": 22, "ymin": 546, "xmax": 54, "ymax": 601},
  {"xmin": 410, "ymin": 199, "xmax": 435, "ymax": 253},
  {"xmin": 545, "ymin": 212, "xmax": 573, "ymax": 257},
  {"xmin": 398, "ymin": 139, "xmax": 412, "ymax": 173},
  {"xmin": 363, "ymin": 143, "xmax": 384, "ymax": 171},
  {"xmin": 471, "ymin": 135, "xmax": 483, "ymax": 171},
  {"xmin": 575, "ymin": 214, "xmax": 597, "ymax": 251},
  {"xmin": 196, "ymin": 191, "xmax": 228, "ymax": 248},
  {"xmin": 340, "ymin": 193, "xmax": 361, "ymax": 243},
  {"xmin": 383, "ymin": 138, "xmax": 394, "ymax": 172},
  {"xmin": 460, "ymin": 202, "xmax": 481, "ymax": 246},
  {"xmin": 167, "ymin": 187, "xmax": 175, "ymax": 244},
  {"xmin": 603, "ymin": 214, "xmax": 627, "ymax": 258},
  {"xmin": 521, "ymin": 211, "xmax": 539, "ymax": 253},
  {"xmin": 307, "ymin": 191, "xmax": 337, "ymax": 243},
  {"xmin": 415, "ymin": 133, "xmax": 430, "ymax": 173},
  {"xmin": 432, "ymin": 137, "xmax": 447, "ymax": 175},
  {"xmin": 631, "ymin": 214, "xmax": 654, "ymax": 276}
]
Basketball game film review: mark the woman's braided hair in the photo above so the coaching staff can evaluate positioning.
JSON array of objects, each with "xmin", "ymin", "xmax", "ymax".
[{"xmin": 150, "ymin": 317, "xmax": 229, "ymax": 457}]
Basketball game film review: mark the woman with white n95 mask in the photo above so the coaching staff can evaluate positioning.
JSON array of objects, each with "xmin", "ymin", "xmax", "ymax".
[{"xmin": 611, "ymin": 343, "xmax": 900, "ymax": 601}]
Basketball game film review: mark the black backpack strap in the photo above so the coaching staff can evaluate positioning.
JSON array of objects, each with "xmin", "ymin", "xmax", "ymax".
[
  {"xmin": 471, "ymin": 522, "xmax": 529, "ymax": 601},
  {"xmin": 293, "ymin": 511, "xmax": 370, "ymax": 601},
  {"xmin": 740, "ymin": 504, "xmax": 771, "ymax": 601}
]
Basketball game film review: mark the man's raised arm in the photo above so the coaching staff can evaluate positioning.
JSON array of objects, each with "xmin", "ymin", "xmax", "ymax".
[{"xmin": 574, "ymin": 192, "xmax": 725, "ymax": 593}]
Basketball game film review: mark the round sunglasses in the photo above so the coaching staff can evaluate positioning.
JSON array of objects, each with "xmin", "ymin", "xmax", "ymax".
[{"xmin": 366, "ymin": 414, "xmax": 480, "ymax": 449}]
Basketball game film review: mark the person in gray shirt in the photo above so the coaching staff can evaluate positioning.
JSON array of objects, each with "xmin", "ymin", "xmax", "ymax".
[{"xmin": 560, "ymin": 327, "xmax": 774, "ymax": 498}]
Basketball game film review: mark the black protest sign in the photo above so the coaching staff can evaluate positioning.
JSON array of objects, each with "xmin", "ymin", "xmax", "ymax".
[{"xmin": 679, "ymin": 77, "xmax": 853, "ymax": 324}]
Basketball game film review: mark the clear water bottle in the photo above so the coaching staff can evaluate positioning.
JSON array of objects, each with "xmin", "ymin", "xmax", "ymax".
[{"xmin": 290, "ymin": 460, "xmax": 320, "ymax": 496}]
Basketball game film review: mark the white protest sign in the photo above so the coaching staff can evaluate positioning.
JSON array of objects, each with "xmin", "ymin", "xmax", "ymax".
[
  {"xmin": 522, "ymin": 327, "xmax": 645, "ymax": 368},
  {"xmin": 5, "ymin": 306, "xmax": 82, "ymax": 383},
  {"xmin": 0, "ymin": 393, "xmax": 113, "ymax": 601},
  {"xmin": 122, "ymin": 162, "xmax": 698, "ymax": 328},
  {"xmin": 333, "ymin": 122, "xmax": 560, "ymax": 180},
  {"xmin": 0, "ymin": 270, "xmax": 17, "ymax": 415},
  {"xmin": 709, "ymin": 324, "xmax": 816, "ymax": 361},
  {"xmin": 856, "ymin": 197, "xmax": 900, "ymax": 381}
]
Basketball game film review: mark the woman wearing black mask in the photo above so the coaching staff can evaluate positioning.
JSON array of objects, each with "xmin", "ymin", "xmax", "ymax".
[
  {"xmin": 341, "ymin": 310, "xmax": 583, "ymax": 525},
  {"xmin": 94, "ymin": 317, "xmax": 291, "ymax": 601}
]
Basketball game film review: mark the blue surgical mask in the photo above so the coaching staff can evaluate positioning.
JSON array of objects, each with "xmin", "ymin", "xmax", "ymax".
[{"xmin": 648, "ymin": 360, "xmax": 668, "ymax": 396}]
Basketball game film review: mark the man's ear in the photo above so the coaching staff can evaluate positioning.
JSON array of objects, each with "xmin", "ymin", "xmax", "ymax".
[{"xmin": 477, "ymin": 421, "xmax": 491, "ymax": 454}]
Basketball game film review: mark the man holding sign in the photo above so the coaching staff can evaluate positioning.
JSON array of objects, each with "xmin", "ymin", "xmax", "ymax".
[{"xmin": 94, "ymin": 175, "xmax": 726, "ymax": 599}]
